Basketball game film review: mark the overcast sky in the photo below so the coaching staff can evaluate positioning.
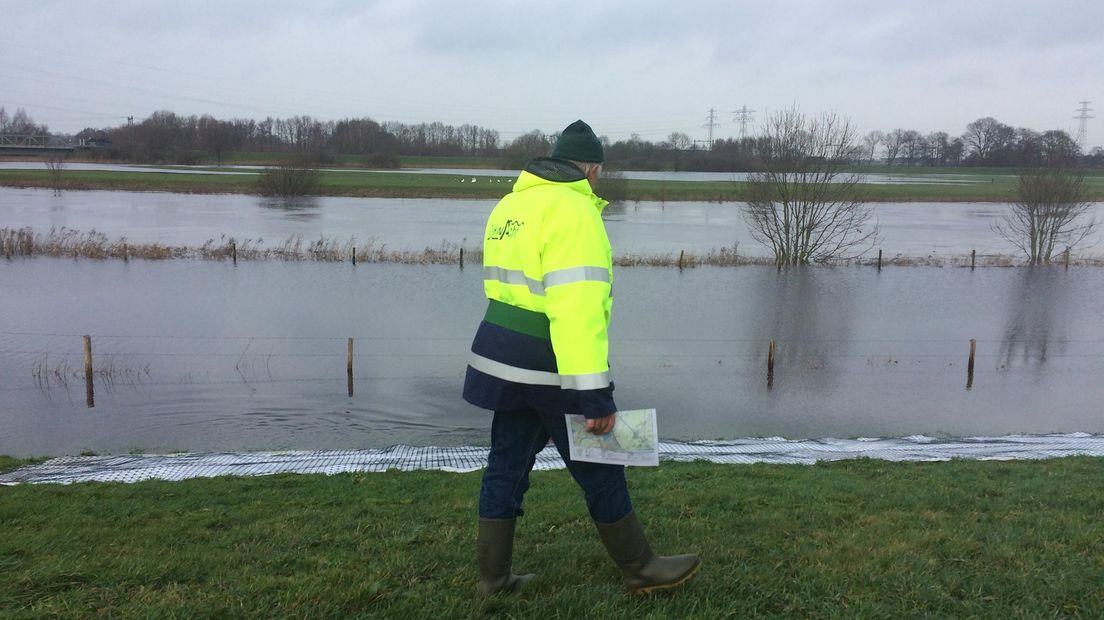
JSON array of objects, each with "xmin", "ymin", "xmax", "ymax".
[{"xmin": 2, "ymin": 0, "xmax": 1101, "ymax": 148}]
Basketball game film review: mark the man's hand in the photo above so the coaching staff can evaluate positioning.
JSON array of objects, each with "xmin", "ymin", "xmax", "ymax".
[{"xmin": 586, "ymin": 413, "xmax": 616, "ymax": 435}]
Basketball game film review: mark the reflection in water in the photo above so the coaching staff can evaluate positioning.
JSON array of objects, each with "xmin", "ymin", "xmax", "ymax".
[
  {"xmin": 750, "ymin": 267, "xmax": 855, "ymax": 392},
  {"xmin": 258, "ymin": 197, "xmax": 321, "ymax": 221},
  {"xmin": 999, "ymin": 267, "xmax": 1068, "ymax": 371}
]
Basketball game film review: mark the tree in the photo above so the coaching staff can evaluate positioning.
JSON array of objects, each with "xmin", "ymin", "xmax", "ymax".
[
  {"xmin": 963, "ymin": 117, "xmax": 1014, "ymax": 164},
  {"xmin": 499, "ymin": 130, "xmax": 551, "ymax": 168},
  {"xmin": 992, "ymin": 166, "xmax": 1098, "ymax": 264},
  {"xmin": 741, "ymin": 108, "xmax": 879, "ymax": 265},
  {"xmin": 665, "ymin": 132, "xmax": 693, "ymax": 150},
  {"xmin": 1038, "ymin": 130, "xmax": 1080, "ymax": 166},
  {"xmin": 883, "ymin": 129, "xmax": 906, "ymax": 166},
  {"xmin": 925, "ymin": 131, "xmax": 951, "ymax": 166},
  {"xmin": 899, "ymin": 130, "xmax": 923, "ymax": 166},
  {"xmin": 861, "ymin": 130, "xmax": 883, "ymax": 164}
]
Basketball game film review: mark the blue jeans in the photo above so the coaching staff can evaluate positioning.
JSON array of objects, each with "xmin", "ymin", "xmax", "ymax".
[{"xmin": 479, "ymin": 408, "xmax": 632, "ymax": 524}]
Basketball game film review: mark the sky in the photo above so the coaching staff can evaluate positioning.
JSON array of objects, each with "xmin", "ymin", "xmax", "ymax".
[{"xmin": 1, "ymin": 0, "xmax": 1101, "ymax": 148}]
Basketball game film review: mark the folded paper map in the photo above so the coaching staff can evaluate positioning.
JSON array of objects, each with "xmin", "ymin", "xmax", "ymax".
[{"xmin": 566, "ymin": 408, "xmax": 659, "ymax": 467}]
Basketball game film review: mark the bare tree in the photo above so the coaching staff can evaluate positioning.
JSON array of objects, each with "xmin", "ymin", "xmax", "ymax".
[
  {"xmin": 963, "ymin": 117, "xmax": 1014, "ymax": 164},
  {"xmin": 665, "ymin": 132, "xmax": 693, "ymax": 150},
  {"xmin": 741, "ymin": 108, "xmax": 879, "ymax": 265},
  {"xmin": 882, "ymin": 129, "xmax": 906, "ymax": 166},
  {"xmin": 992, "ymin": 166, "xmax": 1098, "ymax": 264},
  {"xmin": 861, "ymin": 130, "xmax": 883, "ymax": 164},
  {"xmin": 44, "ymin": 154, "xmax": 67, "ymax": 195}
]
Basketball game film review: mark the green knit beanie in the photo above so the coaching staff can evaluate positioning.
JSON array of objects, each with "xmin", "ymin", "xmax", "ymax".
[{"xmin": 551, "ymin": 120, "xmax": 604, "ymax": 163}]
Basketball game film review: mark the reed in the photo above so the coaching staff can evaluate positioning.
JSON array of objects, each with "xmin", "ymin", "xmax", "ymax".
[
  {"xmin": 4, "ymin": 227, "xmax": 1104, "ymax": 267},
  {"xmin": 32, "ymin": 354, "xmax": 150, "ymax": 392}
]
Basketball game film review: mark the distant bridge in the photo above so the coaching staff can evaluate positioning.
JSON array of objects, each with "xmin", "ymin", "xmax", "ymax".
[{"xmin": 0, "ymin": 134, "xmax": 75, "ymax": 154}]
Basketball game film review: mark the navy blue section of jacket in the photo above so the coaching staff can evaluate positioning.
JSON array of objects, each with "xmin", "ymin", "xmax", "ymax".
[{"xmin": 463, "ymin": 320, "xmax": 617, "ymax": 419}]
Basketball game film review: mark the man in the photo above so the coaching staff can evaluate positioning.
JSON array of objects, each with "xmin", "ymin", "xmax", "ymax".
[{"xmin": 463, "ymin": 120, "xmax": 700, "ymax": 595}]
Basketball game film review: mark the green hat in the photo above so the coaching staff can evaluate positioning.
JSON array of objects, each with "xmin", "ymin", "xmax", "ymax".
[{"xmin": 551, "ymin": 120, "xmax": 604, "ymax": 163}]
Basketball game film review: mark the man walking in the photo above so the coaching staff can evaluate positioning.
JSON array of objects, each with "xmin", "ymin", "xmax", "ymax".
[{"xmin": 464, "ymin": 120, "xmax": 700, "ymax": 595}]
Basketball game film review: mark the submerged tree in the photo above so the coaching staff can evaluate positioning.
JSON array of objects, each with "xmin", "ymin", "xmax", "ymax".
[
  {"xmin": 741, "ymin": 108, "xmax": 878, "ymax": 265},
  {"xmin": 992, "ymin": 166, "xmax": 1098, "ymax": 264}
]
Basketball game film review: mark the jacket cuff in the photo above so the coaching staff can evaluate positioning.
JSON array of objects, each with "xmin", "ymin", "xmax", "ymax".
[{"xmin": 576, "ymin": 383, "xmax": 617, "ymax": 419}]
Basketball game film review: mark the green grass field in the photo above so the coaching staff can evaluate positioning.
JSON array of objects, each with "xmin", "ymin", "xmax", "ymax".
[
  {"xmin": 2, "ymin": 457, "xmax": 1103, "ymax": 617},
  {"xmin": 7, "ymin": 167, "xmax": 1101, "ymax": 202},
  {"xmin": 202, "ymin": 152, "xmax": 500, "ymax": 169}
]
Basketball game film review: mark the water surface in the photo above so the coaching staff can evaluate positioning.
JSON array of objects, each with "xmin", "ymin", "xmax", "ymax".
[
  {"xmin": 3, "ymin": 259, "xmax": 1102, "ymax": 457},
  {"xmin": 5, "ymin": 188, "xmax": 1099, "ymax": 257}
]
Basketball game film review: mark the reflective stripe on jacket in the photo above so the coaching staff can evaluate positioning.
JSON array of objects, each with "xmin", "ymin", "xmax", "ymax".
[{"xmin": 463, "ymin": 157, "xmax": 616, "ymax": 419}]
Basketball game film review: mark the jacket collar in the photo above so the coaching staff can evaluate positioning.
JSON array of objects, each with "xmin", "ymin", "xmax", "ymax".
[{"xmin": 513, "ymin": 157, "xmax": 609, "ymax": 213}]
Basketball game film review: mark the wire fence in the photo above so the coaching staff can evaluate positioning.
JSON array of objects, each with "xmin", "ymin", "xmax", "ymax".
[{"xmin": 4, "ymin": 329, "xmax": 1103, "ymax": 408}]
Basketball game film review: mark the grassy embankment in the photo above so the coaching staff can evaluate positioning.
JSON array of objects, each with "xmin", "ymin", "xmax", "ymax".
[
  {"xmin": 1, "ymin": 457, "xmax": 1103, "ymax": 617},
  {"xmin": 209, "ymin": 152, "xmax": 501, "ymax": 169},
  {"xmin": 8, "ymin": 167, "xmax": 1104, "ymax": 202}
]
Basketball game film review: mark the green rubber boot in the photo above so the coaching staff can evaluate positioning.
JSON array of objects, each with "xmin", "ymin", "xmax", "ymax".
[
  {"xmin": 595, "ymin": 511, "xmax": 701, "ymax": 594},
  {"xmin": 476, "ymin": 518, "xmax": 536, "ymax": 595}
]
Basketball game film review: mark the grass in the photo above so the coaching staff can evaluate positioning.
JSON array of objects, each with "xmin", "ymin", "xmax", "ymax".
[
  {"xmin": 6, "ymin": 167, "xmax": 1103, "ymax": 202},
  {"xmin": 0, "ymin": 456, "xmax": 32, "ymax": 474},
  {"xmin": 1, "ymin": 458, "xmax": 1103, "ymax": 617},
  {"xmin": 195, "ymin": 152, "xmax": 500, "ymax": 168}
]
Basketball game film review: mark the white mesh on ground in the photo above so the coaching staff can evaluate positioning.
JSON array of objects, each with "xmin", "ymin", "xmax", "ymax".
[{"xmin": 3, "ymin": 433, "xmax": 1104, "ymax": 485}]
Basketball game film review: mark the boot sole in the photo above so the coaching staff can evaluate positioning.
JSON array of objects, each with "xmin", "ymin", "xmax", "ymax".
[{"xmin": 632, "ymin": 560, "xmax": 702, "ymax": 595}]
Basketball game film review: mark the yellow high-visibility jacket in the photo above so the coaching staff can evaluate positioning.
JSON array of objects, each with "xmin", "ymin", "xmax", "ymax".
[{"xmin": 463, "ymin": 158, "xmax": 616, "ymax": 418}]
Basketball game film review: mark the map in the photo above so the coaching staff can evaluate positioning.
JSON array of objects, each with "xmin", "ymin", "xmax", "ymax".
[{"xmin": 566, "ymin": 408, "xmax": 659, "ymax": 467}]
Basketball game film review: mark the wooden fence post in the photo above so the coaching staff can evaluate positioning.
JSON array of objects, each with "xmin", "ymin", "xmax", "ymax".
[
  {"xmin": 971, "ymin": 249, "xmax": 976, "ymax": 271},
  {"xmin": 460, "ymin": 247, "xmax": 464, "ymax": 269},
  {"xmin": 123, "ymin": 242, "xmax": 128, "ymax": 262},
  {"xmin": 767, "ymin": 339, "xmax": 775, "ymax": 390},
  {"xmin": 352, "ymin": 246, "xmax": 356, "ymax": 266},
  {"xmin": 678, "ymin": 250, "xmax": 685, "ymax": 271},
  {"xmin": 230, "ymin": 241, "xmax": 237, "ymax": 265},
  {"xmin": 347, "ymin": 338, "xmax": 354, "ymax": 397},
  {"xmin": 877, "ymin": 249, "xmax": 882, "ymax": 272},
  {"xmin": 966, "ymin": 338, "xmax": 976, "ymax": 390},
  {"xmin": 83, "ymin": 335, "xmax": 95, "ymax": 408},
  {"xmin": 1064, "ymin": 247, "xmax": 1070, "ymax": 271}
]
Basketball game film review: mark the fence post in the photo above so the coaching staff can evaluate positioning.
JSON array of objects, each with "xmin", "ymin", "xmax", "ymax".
[
  {"xmin": 347, "ymin": 338, "xmax": 354, "ymax": 397},
  {"xmin": 352, "ymin": 246, "xmax": 356, "ymax": 266},
  {"xmin": 767, "ymin": 338, "xmax": 775, "ymax": 390},
  {"xmin": 971, "ymin": 249, "xmax": 976, "ymax": 271},
  {"xmin": 230, "ymin": 241, "xmax": 237, "ymax": 265},
  {"xmin": 123, "ymin": 242, "xmax": 128, "ymax": 262},
  {"xmin": 877, "ymin": 249, "xmax": 882, "ymax": 272},
  {"xmin": 460, "ymin": 247, "xmax": 464, "ymax": 269},
  {"xmin": 1064, "ymin": 247, "xmax": 1070, "ymax": 271},
  {"xmin": 966, "ymin": 338, "xmax": 976, "ymax": 391},
  {"xmin": 83, "ymin": 335, "xmax": 95, "ymax": 408},
  {"xmin": 678, "ymin": 250, "xmax": 685, "ymax": 271}
]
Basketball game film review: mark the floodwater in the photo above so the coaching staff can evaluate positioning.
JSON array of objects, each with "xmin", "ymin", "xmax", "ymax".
[
  {"xmin": 4, "ymin": 188, "xmax": 1100, "ymax": 257},
  {"xmin": 2, "ymin": 259, "xmax": 1103, "ymax": 457}
]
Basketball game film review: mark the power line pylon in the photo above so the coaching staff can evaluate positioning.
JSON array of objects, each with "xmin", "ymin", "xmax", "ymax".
[
  {"xmin": 732, "ymin": 105, "xmax": 755, "ymax": 139},
  {"xmin": 702, "ymin": 108, "xmax": 721, "ymax": 150},
  {"xmin": 1074, "ymin": 100, "xmax": 1094, "ymax": 150}
]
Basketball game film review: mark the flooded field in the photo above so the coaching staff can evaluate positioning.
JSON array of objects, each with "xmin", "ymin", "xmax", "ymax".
[
  {"xmin": 4, "ymin": 188, "xmax": 1101, "ymax": 258},
  {"xmin": 3, "ymin": 259, "xmax": 1103, "ymax": 457}
]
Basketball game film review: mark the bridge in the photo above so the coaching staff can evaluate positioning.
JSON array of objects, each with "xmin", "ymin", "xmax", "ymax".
[{"xmin": 0, "ymin": 134, "xmax": 75, "ymax": 154}]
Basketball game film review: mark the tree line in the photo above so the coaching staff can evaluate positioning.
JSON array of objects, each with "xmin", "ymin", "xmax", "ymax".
[{"xmin": 4, "ymin": 105, "xmax": 1102, "ymax": 170}]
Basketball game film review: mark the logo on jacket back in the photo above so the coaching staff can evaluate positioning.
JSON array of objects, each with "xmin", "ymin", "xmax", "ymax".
[{"xmin": 487, "ymin": 219, "xmax": 524, "ymax": 241}]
